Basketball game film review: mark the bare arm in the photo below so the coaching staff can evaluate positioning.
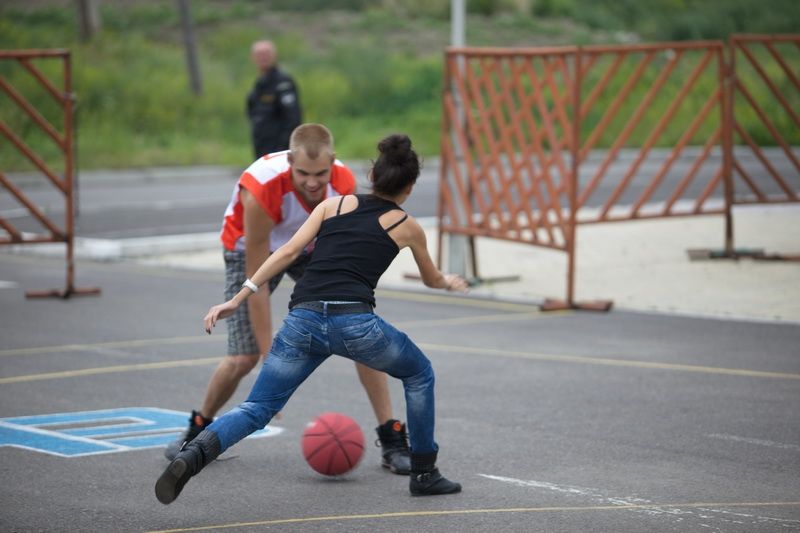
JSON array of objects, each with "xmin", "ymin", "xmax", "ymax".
[
  {"xmin": 205, "ymin": 198, "xmax": 329, "ymax": 333},
  {"xmin": 404, "ymin": 217, "xmax": 468, "ymax": 292},
  {"xmin": 241, "ymin": 189, "xmax": 275, "ymax": 354}
]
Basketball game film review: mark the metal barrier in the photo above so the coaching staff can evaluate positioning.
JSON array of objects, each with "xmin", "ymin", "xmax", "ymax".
[
  {"xmin": 0, "ymin": 49, "xmax": 100, "ymax": 298},
  {"xmin": 438, "ymin": 46, "xmax": 577, "ymax": 254},
  {"xmin": 721, "ymin": 34, "xmax": 800, "ymax": 260},
  {"xmin": 573, "ymin": 42, "xmax": 727, "ymax": 224},
  {"xmin": 729, "ymin": 34, "xmax": 800, "ymax": 206},
  {"xmin": 438, "ymin": 36, "xmax": 799, "ymax": 310}
]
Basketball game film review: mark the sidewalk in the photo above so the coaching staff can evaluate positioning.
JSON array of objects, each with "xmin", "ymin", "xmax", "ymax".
[{"xmin": 138, "ymin": 203, "xmax": 800, "ymax": 324}]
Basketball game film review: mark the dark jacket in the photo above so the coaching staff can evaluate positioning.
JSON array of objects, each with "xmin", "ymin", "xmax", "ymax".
[{"xmin": 246, "ymin": 66, "xmax": 302, "ymax": 157}]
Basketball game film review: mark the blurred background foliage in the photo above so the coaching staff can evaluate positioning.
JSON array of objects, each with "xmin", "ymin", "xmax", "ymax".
[{"xmin": 1, "ymin": 0, "xmax": 798, "ymax": 170}]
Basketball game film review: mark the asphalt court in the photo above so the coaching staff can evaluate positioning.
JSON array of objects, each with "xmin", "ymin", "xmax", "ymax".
[{"xmin": 1, "ymin": 253, "xmax": 799, "ymax": 532}]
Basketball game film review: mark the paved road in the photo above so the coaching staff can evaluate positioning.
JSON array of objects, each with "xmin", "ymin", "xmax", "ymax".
[
  {"xmin": 1, "ymin": 162, "xmax": 439, "ymax": 240},
  {"xmin": 0, "ymin": 253, "xmax": 798, "ymax": 532},
  {"xmin": 3, "ymin": 148, "xmax": 797, "ymax": 241}
]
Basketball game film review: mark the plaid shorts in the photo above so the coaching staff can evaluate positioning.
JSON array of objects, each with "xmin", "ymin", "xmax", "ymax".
[{"xmin": 224, "ymin": 249, "xmax": 311, "ymax": 356}]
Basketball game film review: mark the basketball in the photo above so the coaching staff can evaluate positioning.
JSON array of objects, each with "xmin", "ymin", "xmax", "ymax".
[{"xmin": 301, "ymin": 412, "xmax": 365, "ymax": 476}]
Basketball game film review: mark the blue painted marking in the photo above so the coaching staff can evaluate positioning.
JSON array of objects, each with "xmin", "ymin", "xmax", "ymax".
[
  {"xmin": 0, "ymin": 423, "xmax": 120, "ymax": 456},
  {"xmin": 0, "ymin": 407, "xmax": 283, "ymax": 457}
]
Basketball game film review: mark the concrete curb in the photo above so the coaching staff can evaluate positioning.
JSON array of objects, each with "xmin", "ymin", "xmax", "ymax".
[{"xmin": 5, "ymin": 232, "xmax": 222, "ymax": 262}]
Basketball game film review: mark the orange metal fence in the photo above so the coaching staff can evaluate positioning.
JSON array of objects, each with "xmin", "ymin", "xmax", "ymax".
[
  {"xmin": 438, "ymin": 46, "xmax": 577, "ymax": 254},
  {"xmin": 573, "ymin": 41, "xmax": 727, "ymax": 224},
  {"xmin": 728, "ymin": 35, "xmax": 799, "ymax": 207},
  {"xmin": 0, "ymin": 49, "xmax": 100, "ymax": 298},
  {"xmin": 438, "ymin": 36, "xmax": 799, "ymax": 310}
]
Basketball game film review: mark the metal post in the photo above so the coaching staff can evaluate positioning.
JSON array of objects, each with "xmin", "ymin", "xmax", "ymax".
[
  {"xmin": 22, "ymin": 50, "xmax": 101, "ymax": 299},
  {"xmin": 451, "ymin": 0, "xmax": 465, "ymax": 47},
  {"xmin": 721, "ymin": 39, "xmax": 735, "ymax": 256},
  {"xmin": 64, "ymin": 53, "xmax": 76, "ymax": 295},
  {"xmin": 540, "ymin": 47, "xmax": 611, "ymax": 312},
  {"xmin": 566, "ymin": 48, "xmax": 581, "ymax": 306},
  {"xmin": 447, "ymin": 0, "xmax": 469, "ymax": 277}
]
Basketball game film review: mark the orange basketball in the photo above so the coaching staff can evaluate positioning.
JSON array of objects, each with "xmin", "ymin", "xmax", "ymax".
[{"xmin": 301, "ymin": 412, "xmax": 365, "ymax": 476}]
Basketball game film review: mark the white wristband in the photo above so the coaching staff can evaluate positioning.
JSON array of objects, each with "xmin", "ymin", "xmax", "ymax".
[{"xmin": 242, "ymin": 278, "xmax": 259, "ymax": 293}]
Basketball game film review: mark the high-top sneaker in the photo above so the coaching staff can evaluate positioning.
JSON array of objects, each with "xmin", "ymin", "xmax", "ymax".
[
  {"xmin": 164, "ymin": 410, "xmax": 213, "ymax": 461},
  {"xmin": 409, "ymin": 451, "xmax": 461, "ymax": 496},
  {"xmin": 375, "ymin": 419, "xmax": 411, "ymax": 475},
  {"xmin": 155, "ymin": 429, "xmax": 221, "ymax": 504}
]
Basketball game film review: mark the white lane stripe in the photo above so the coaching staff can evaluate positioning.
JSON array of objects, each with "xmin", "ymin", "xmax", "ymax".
[
  {"xmin": 707, "ymin": 433, "xmax": 800, "ymax": 452},
  {"xmin": 479, "ymin": 474, "xmax": 800, "ymax": 526},
  {"xmin": 479, "ymin": 475, "xmax": 648, "ymax": 505},
  {"xmin": 0, "ymin": 280, "xmax": 19, "ymax": 289}
]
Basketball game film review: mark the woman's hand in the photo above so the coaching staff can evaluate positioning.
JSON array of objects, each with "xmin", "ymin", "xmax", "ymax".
[
  {"xmin": 204, "ymin": 300, "xmax": 239, "ymax": 334},
  {"xmin": 443, "ymin": 273, "xmax": 469, "ymax": 293}
]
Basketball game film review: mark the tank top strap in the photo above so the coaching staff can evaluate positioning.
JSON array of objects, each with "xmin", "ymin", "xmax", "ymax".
[
  {"xmin": 384, "ymin": 213, "xmax": 408, "ymax": 233},
  {"xmin": 336, "ymin": 194, "xmax": 347, "ymax": 216}
]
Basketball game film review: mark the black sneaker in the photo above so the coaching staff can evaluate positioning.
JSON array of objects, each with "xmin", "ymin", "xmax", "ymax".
[
  {"xmin": 409, "ymin": 468, "xmax": 462, "ymax": 496},
  {"xmin": 164, "ymin": 410, "xmax": 212, "ymax": 461},
  {"xmin": 375, "ymin": 419, "xmax": 411, "ymax": 475}
]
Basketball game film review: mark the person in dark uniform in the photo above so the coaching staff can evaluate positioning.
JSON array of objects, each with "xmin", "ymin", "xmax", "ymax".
[{"xmin": 247, "ymin": 40, "xmax": 302, "ymax": 158}]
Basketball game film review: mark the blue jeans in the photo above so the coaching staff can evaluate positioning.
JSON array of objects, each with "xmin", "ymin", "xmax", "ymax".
[
  {"xmin": 207, "ymin": 306, "xmax": 439, "ymax": 455},
  {"xmin": 223, "ymin": 249, "xmax": 311, "ymax": 356}
]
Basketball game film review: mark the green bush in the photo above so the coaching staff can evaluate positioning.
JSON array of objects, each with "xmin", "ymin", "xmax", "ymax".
[{"xmin": 531, "ymin": 0, "xmax": 574, "ymax": 18}]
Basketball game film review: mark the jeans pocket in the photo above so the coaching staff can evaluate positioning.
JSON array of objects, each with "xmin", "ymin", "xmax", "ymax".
[
  {"xmin": 272, "ymin": 322, "xmax": 312, "ymax": 361},
  {"xmin": 341, "ymin": 319, "xmax": 389, "ymax": 362}
]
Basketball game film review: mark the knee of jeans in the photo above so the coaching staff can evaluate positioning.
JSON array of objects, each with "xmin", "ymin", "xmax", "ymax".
[
  {"xmin": 405, "ymin": 362, "xmax": 435, "ymax": 390},
  {"xmin": 238, "ymin": 401, "xmax": 274, "ymax": 430}
]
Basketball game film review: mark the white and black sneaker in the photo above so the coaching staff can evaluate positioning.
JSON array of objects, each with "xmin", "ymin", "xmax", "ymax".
[
  {"xmin": 164, "ymin": 410, "xmax": 213, "ymax": 461},
  {"xmin": 375, "ymin": 419, "xmax": 411, "ymax": 475}
]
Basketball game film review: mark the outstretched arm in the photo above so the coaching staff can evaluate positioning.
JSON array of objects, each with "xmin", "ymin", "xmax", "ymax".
[
  {"xmin": 204, "ymin": 199, "xmax": 328, "ymax": 333},
  {"xmin": 404, "ymin": 217, "xmax": 468, "ymax": 292}
]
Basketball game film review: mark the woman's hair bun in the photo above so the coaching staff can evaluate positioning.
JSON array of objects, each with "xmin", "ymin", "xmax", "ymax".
[
  {"xmin": 370, "ymin": 133, "xmax": 420, "ymax": 196},
  {"xmin": 378, "ymin": 134, "xmax": 412, "ymax": 164}
]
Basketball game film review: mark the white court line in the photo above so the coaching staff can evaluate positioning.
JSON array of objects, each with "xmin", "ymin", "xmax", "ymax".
[
  {"xmin": 707, "ymin": 433, "xmax": 800, "ymax": 452},
  {"xmin": 479, "ymin": 474, "xmax": 800, "ymax": 528}
]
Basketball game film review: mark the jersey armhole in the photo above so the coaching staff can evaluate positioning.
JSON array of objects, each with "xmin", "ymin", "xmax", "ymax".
[{"xmin": 240, "ymin": 173, "xmax": 282, "ymax": 224}]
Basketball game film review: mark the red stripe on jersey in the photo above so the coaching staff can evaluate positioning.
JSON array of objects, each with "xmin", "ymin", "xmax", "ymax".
[
  {"xmin": 240, "ymin": 170, "xmax": 290, "ymax": 223},
  {"xmin": 220, "ymin": 154, "xmax": 357, "ymax": 251}
]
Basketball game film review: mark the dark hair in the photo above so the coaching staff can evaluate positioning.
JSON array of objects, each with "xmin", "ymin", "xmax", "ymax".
[{"xmin": 370, "ymin": 134, "xmax": 420, "ymax": 196}]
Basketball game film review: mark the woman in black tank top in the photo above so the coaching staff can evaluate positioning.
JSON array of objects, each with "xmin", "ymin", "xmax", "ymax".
[{"xmin": 156, "ymin": 134, "xmax": 468, "ymax": 504}]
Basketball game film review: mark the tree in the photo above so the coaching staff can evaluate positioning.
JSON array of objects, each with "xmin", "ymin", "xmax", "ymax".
[
  {"xmin": 177, "ymin": 0, "xmax": 202, "ymax": 95},
  {"xmin": 76, "ymin": 0, "xmax": 101, "ymax": 42}
]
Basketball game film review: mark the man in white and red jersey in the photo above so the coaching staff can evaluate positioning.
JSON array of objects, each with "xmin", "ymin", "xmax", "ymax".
[{"xmin": 165, "ymin": 124, "xmax": 411, "ymax": 475}]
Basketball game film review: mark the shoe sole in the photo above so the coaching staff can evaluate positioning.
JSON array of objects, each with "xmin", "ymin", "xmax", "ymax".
[
  {"xmin": 381, "ymin": 461, "xmax": 410, "ymax": 476},
  {"xmin": 410, "ymin": 485, "xmax": 462, "ymax": 496},
  {"xmin": 410, "ymin": 480, "xmax": 462, "ymax": 496},
  {"xmin": 155, "ymin": 458, "xmax": 189, "ymax": 504}
]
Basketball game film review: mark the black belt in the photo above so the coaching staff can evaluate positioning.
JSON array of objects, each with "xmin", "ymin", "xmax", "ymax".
[{"xmin": 291, "ymin": 301, "xmax": 373, "ymax": 314}]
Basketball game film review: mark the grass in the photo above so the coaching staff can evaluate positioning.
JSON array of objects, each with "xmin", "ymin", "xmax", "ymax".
[{"xmin": 1, "ymin": 1, "xmax": 798, "ymax": 172}]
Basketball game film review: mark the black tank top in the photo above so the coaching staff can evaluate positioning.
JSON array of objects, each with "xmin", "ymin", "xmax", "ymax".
[{"xmin": 289, "ymin": 194, "xmax": 408, "ymax": 308}]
